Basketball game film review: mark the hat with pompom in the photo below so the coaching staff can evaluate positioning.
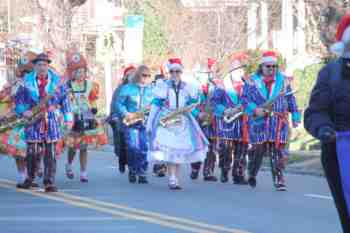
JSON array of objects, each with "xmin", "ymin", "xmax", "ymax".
[
  {"xmin": 330, "ymin": 13, "xmax": 350, "ymax": 57},
  {"xmin": 167, "ymin": 58, "xmax": 183, "ymax": 71},
  {"xmin": 260, "ymin": 50, "xmax": 278, "ymax": 64},
  {"xmin": 123, "ymin": 64, "xmax": 136, "ymax": 77}
]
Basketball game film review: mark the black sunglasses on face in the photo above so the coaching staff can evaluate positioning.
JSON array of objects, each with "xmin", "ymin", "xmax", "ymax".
[
  {"xmin": 170, "ymin": 70, "xmax": 182, "ymax": 74},
  {"xmin": 142, "ymin": 73, "xmax": 151, "ymax": 77},
  {"xmin": 264, "ymin": 65, "xmax": 277, "ymax": 69}
]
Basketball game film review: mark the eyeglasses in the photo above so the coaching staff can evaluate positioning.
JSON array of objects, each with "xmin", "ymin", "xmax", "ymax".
[
  {"xmin": 170, "ymin": 70, "xmax": 182, "ymax": 74},
  {"xmin": 264, "ymin": 65, "xmax": 277, "ymax": 69},
  {"xmin": 142, "ymin": 73, "xmax": 151, "ymax": 77}
]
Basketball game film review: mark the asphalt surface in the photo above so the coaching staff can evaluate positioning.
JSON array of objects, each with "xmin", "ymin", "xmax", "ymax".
[{"xmin": 0, "ymin": 150, "xmax": 341, "ymax": 233}]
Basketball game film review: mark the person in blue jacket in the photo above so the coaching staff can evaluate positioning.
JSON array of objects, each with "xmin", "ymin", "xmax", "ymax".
[
  {"xmin": 116, "ymin": 65, "xmax": 154, "ymax": 184},
  {"xmin": 15, "ymin": 53, "xmax": 73, "ymax": 192},
  {"xmin": 304, "ymin": 14, "xmax": 350, "ymax": 233},
  {"xmin": 110, "ymin": 65, "xmax": 136, "ymax": 173}
]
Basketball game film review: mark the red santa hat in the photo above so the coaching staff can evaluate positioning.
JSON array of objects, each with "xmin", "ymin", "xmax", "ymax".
[
  {"xmin": 330, "ymin": 14, "xmax": 350, "ymax": 56},
  {"xmin": 260, "ymin": 51, "xmax": 278, "ymax": 64},
  {"xmin": 123, "ymin": 64, "xmax": 136, "ymax": 77},
  {"xmin": 207, "ymin": 58, "xmax": 216, "ymax": 71},
  {"xmin": 167, "ymin": 58, "xmax": 183, "ymax": 71}
]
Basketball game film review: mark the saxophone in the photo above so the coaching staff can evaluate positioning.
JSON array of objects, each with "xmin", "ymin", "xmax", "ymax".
[
  {"xmin": 223, "ymin": 108, "xmax": 244, "ymax": 124},
  {"xmin": 0, "ymin": 80, "xmax": 68, "ymax": 133},
  {"xmin": 159, "ymin": 102, "xmax": 199, "ymax": 128},
  {"xmin": 223, "ymin": 89, "xmax": 298, "ymax": 124},
  {"xmin": 123, "ymin": 107, "xmax": 150, "ymax": 126}
]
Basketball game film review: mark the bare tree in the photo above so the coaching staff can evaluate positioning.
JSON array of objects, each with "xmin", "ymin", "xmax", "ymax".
[
  {"xmin": 303, "ymin": 0, "xmax": 348, "ymax": 58},
  {"xmin": 32, "ymin": 0, "xmax": 87, "ymax": 51}
]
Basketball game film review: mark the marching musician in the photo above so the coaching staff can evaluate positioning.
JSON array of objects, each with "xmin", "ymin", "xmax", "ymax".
[
  {"xmin": 190, "ymin": 58, "xmax": 219, "ymax": 182},
  {"xmin": 15, "ymin": 53, "xmax": 73, "ymax": 192},
  {"xmin": 241, "ymin": 51, "xmax": 300, "ymax": 191},
  {"xmin": 146, "ymin": 58, "xmax": 208, "ymax": 190},
  {"xmin": 0, "ymin": 51, "xmax": 36, "ymax": 187},
  {"xmin": 110, "ymin": 64, "xmax": 136, "ymax": 174},
  {"xmin": 211, "ymin": 55, "xmax": 248, "ymax": 184},
  {"xmin": 64, "ymin": 52, "xmax": 108, "ymax": 183},
  {"xmin": 116, "ymin": 65, "xmax": 154, "ymax": 184}
]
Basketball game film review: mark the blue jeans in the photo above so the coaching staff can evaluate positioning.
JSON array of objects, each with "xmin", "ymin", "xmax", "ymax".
[{"xmin": 125, "ymin": 125, "xmax": 148, "ymax": 176}]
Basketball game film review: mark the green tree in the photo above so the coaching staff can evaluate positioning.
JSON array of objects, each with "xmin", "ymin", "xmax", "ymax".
[{"xmin": 293, "ymin": 63, "xmax": 324, "ymax": 110}]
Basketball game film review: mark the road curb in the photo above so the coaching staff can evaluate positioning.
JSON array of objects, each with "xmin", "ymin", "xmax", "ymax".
[{"xmin": 261, "ymin": 165, "xmax": 324, "ymax": 177}]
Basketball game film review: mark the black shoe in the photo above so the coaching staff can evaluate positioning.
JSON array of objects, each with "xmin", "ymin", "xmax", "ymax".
[
  {"xmin": 157, "ymin": 165, "xmax": 167, "ymax": 177},
  {"xmin": 119, "ymin": 165, "xmax": 126, "ymax": 174},
  {"xmin": 138, "ymin": 176, "xmax": 148, "ymax": 184},
  {"xmin": 248, "ymin": 177, "xmax": 257, "ymax": 188},
  {"xmin": 31, "ymin": 182, "xmax": 40, "ymax": 188},
  {"xmin": 233, "ymin": 176, "xmax": 248, "ymax": 185},
  {"xmin": 275, "ymin": 183, "xmax": 287, "ymax": 191},
  {"xmin": 16, "ymin": 179, "xmax": 32, "ymax": 189},
  {"xmin": 153, "ymin": 164, "xmax": 160, "ymax": 174},
  {"xmin": 190, "ymin": 170, "xmax": 199, "ymax": 180},
  {"xmin": 128, "ymin": 172, "xmax": 136, "ymax": 183},
  {"xmin": 169, "ymin": 184, "xmax": 182, "ymax": 190},
  {"xmin": 45, "ymin": 185, "xmax": 58, "ymax": 192},
  {"xmin": 204, "ymin": 175, "xmax": 218, "ymax": 182},
  {"xmin": 220, "ymin": 171, "xmax": 228, "ymax": 183},
  {"xmin": 156, "ymin": 171, "xmax": 166, "ymax": 177}
]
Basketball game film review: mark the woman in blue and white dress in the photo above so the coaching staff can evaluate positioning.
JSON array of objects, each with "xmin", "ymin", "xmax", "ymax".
[{"xmin": 147, "ymin": 58, "xmax": 208, "ymax": 190}]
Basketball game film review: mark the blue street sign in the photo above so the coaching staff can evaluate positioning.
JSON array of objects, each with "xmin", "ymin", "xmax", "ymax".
[{"xmin": 125, "ymin": 15, "xmax": 144, "ymax": 29}]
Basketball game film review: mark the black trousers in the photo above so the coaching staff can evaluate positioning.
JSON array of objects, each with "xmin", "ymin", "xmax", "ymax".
[
  {"xmin": 111, "ymin": 123, "xmax": 128, "ymax": 168},
  {"xmin": 322, "ymin": 143, "xmax": 350, "ymax": 233},
  {"xmin": 27, "ymin": 142, "xmax": 56, "ymax": 186},
  {"xmin": 248, "ymin": 143, "xmax": 286, "ymax": 186},
  {"xmin": 248, "ymin": 144, "xmax": 265, "ymax": 178},
  {"xmin": 191, "ymin": 139, "xmax": 216, "ymax": 177},
  {"xmin": 218, "ymin": 140, "xmax": 234, "ymax": 173},
  {"xmin": 232, "ymin": 142, "xmax": 248, "ymax": 178}
]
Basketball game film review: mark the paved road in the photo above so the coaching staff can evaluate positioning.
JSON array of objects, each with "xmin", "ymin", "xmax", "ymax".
[{"xmin": 0, "ymin": 150, "xmax": 341, "ymax": 233}]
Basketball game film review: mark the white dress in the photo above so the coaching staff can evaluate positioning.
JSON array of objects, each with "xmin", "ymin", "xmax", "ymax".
[{"xmin": 146, "ymin": 79, "xmax": 208, "ymax": 164}]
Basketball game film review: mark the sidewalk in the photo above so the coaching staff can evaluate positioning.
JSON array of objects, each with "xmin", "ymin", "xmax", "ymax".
[
  {"xmin": 261, "ymin": 150, "xmax": 324, "ymax": 177},
  {"xmin": 285, "ymin": 150, "xmax": 323, "ymax": 176}
]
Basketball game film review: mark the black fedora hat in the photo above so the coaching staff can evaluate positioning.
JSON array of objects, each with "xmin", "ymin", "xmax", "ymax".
[{"xmin": 32, "ymin": 53, "xmax": 52, "ymax": 64}]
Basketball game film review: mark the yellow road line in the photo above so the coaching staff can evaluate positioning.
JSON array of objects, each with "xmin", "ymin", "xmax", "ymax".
[
  {"xmin": 54, "ymin": 191, "xmax": 251, "ymax": 233},
  {"xmin": 0, "ymin": 178, "xmax": 252, "ymax": 233},
  {"xmin": 0, "ymin": 181, "xmax": 213, "ymax": 233}
]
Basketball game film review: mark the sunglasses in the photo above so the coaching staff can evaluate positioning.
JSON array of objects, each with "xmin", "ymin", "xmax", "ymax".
[
  {"xmin": 142, "ymin": 73, "xmax": 151, "ymax": 77},
  {"xmin": 170, "ymin": 70, "xmax": 182, "ymax": 74},
  {"xmin": 264, "ymin": 65, "xmax": 277, "ymax": 69}
]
